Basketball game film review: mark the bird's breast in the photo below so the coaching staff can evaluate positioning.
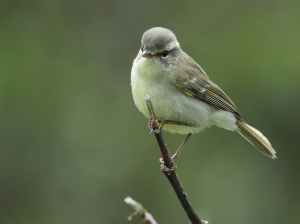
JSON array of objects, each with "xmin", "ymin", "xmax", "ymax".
[{"xmin": 131, "ymin": 57, "xmax": 167, "ymax": 118}]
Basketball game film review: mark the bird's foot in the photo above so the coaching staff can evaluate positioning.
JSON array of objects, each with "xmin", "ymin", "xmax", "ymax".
[
  {"xmin": 148, "ymin": 118, "xmax": 164, "ymax": 134},
  {"xmin": 159, "ymin": 158, "xmax": 177, "ymax": 172}
]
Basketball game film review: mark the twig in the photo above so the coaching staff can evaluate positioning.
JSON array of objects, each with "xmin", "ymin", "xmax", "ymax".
[
  {"xmin": 144, "ymin": 95, "xmax": 208, "ymax": 224},
  {"xmin": 124, "ymin": 196, "xmax": 158, "ymax": 224}
]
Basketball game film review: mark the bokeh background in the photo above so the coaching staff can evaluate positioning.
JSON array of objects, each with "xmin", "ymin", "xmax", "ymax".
[{"xmin": 1, "ymin": 0, "xmax": 300, "ymax": 223}]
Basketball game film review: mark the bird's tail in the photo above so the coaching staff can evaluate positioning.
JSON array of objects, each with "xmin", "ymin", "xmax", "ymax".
[{"xmin": 236, "ymin": 120, "xmax": 276, "ymax": 159}]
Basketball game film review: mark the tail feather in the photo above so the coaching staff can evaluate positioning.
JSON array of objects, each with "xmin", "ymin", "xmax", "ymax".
[{"xmin": 236, "ymin": 120, "xmax": 276, "ymax": 159}]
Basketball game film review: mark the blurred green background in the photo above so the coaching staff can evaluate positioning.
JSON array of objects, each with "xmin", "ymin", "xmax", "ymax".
[{"xmin": 1, "ymin": 0, "xmax": 299, "ymax": 223}]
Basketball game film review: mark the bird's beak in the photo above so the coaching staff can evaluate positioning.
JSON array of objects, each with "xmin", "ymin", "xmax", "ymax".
[{"xmin": 142, "ymin": 51, "xmax": 158, "ymax": 58}]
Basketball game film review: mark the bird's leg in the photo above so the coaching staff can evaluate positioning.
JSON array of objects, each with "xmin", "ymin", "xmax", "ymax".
[
  {"xmin": 172, "ymin": 133, "xmax": 192, "ymax": 160},
  {"xmin": 163, "ymin": 120, "xmax": 194, "ymax": 127},
  {"xmin": 160, "ymin": 133, "xmax": 192, "ymax": 172},
  {"xmin": 148, "ymin": 119, "xmax": 194, "ymax": 134}
]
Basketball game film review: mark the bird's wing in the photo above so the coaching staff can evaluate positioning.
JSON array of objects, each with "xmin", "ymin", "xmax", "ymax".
[{"xmin": 173, "ymin": 53, "xmax": 242, "ymax": 119}]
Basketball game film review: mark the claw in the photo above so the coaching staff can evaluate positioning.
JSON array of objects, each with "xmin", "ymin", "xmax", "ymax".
[
  {"xmin": 148, "ymin": 119, "xmax": 164, "ymax": 133},
  {"xmin": 159, "ymin": 158, "xmax": 177, "ymax": 172}
]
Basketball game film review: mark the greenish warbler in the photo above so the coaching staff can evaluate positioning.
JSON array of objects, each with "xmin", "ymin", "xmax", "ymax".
[{"xmin": 131, "ymin": 27, "xmax": 276, "ymax": 159}]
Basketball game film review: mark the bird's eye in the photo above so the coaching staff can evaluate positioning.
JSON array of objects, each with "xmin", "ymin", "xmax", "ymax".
[
  {"xmin": 162, "ymin": 51, "xmax": 169, "ymax": 57},
  {"xmin": 141, "ymin": 47, "xmax": 143, "ymax": 52}
]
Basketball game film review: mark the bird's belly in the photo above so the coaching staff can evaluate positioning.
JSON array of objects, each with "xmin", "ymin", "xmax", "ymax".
[{"xmin": 132, "ymin": 77, "xmax": 213, "ymax": 134}]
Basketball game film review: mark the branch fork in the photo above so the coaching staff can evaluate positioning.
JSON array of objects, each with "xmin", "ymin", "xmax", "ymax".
[
  {"xmin": 125, "ymin": 96, "xmax": 208, "ymax": 224},
  {"xmin": 144, "ymin": 95, "xmax": 207, "ymax": 224}
]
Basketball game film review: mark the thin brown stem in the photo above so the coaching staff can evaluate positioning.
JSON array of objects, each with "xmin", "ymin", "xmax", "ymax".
[{"xmin": 144, "ymin": 95, "xmax": 207, "ymax": 224}]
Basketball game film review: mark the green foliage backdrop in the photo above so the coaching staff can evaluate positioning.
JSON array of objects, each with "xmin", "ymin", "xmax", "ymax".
[{"xmin": 1, "ymin": 1, "xmax": 299, "ymax": 223}]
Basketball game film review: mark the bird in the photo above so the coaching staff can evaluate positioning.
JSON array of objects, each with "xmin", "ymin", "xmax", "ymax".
[{"xmin": 131, "ymin": 27, "xmax": 276, "ymax": 159}]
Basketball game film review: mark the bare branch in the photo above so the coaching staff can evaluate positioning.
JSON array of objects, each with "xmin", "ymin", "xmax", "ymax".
[
  {"xmin": 144, "ymin": 95, "xmax": 208, "ymax": 224},
  {"xmin": 124, "ymin": 196, "xmax": 158, "ymax": 224}
]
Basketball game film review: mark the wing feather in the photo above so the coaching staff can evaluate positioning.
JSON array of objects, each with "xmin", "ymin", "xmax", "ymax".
[{"xmin": 173, "ymin": 52, "xmax": 242, "ymax": 120}]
